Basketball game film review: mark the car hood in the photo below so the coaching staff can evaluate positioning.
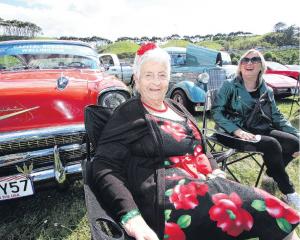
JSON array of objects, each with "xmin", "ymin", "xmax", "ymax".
[
  {"xmin": 263, "ymin": 74, "xmax": 298, "ymax": 88},
  {"xmin": 0, "ymin": 69, "xmax": 104, "ymax": 133}
]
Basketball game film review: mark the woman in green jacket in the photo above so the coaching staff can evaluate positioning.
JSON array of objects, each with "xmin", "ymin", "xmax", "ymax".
[{"xmin": 212, "ymin": 49, "xmax": 300, "ymax": 210}]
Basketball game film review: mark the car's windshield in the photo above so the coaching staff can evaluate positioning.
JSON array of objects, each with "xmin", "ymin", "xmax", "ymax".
[
  {"xmin": 220, "ymin": 51, "xmax": 232, "ymax": 65},
  {"xmin": 170, "ymin": 53, "xmax": 187, "ymax": 66},
  {"xmin": 267, "ymin": 61, "xmax": 289, "ymax": 70},
  {"xmin": 0, "ymin": 42, "xmax": 99, "ymax": 71}
]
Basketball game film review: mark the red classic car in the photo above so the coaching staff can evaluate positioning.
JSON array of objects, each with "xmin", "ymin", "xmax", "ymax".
[
  {"xmin": 265, "ymin": 61, "xmax": 300, "ymax": 81},
  {"xmin": 222, "ymin": 65, "xmax": 298, "ymax": 98},
  {"xmin": 263, "ymin": 74, "xmax": 298, "ymax": 98},
  {"xmin": 0, "ymin": 40, "xmax": 131, "ymax": 201}
]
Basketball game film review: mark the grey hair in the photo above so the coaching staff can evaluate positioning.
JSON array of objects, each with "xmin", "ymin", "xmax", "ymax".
[
  {"xmin": 236, "ymin": 49, "xmax": 267, "ymax": 82},
  {"xmin": 133, "ymin": 47, "xmax": 171, "ymax": 78}
]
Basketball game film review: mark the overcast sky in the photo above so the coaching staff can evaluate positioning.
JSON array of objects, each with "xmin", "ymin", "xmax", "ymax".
[{"xmin": 0, "ymin": 0, "xmax": 299, "ymax": 41}]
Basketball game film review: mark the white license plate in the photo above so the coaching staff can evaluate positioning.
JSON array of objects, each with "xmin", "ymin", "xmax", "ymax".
[
  {"xmin": 194, "ymin": 105, "xmax": 203, "ymax": 112},
  {"xmin": 0, "ymin": 175, "xmax": 34, "ymax": 201}
]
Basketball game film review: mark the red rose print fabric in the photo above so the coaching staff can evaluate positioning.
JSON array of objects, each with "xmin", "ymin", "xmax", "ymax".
[
  {"xmin": 164, "ymin": 222, "xmax": 186, "ymax": 240},
  {"xmin": 169, "ymin": 181, "xmax": 208, "ymax": 210},
  {"xmin": 160, "ymin": 120, "xmax": 187, "ymax": 142},
  {"xmin": 187, "ymin": 120, "xmax": 201, "ymax": 140},
  {"xmin": 169, "ymin": 145, "xmax": 212, "ymax": 178},
  {"xmin": 252, "ymin": 188, "xmax": 300, "ymax": 233},
  {"xmin": 148, "ymin": 114, "xmax": 299, "ymax": 239},
  {"xmin": 209, "ymin": 192, "xmax": 254, "ymax": 236}
]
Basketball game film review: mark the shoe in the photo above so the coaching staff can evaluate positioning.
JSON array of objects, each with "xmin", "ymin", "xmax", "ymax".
[{"xmin": 283, "ymin": 192, "xmax": 300, "ymax": 211}]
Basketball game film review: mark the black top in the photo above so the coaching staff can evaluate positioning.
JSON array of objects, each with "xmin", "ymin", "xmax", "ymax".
[
  {"xmin": 92, "ymin": 97, "xmax": 216, "ymax": 238},
  {"xmin": 248, "ymin": 88, "xmax": 260, "ymax": 99}
]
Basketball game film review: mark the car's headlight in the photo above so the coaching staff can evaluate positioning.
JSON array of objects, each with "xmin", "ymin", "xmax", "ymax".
[
  {"xmin": 99, "ymin": 91, "xmax": 128, "ymax": 109},
  {"xmin": 198, "ymin": 72, "xmax": 209, "ymax": 84}
]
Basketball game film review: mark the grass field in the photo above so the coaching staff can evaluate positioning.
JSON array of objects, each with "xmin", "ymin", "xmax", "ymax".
[{"xmin": 0, "ymin": 98, "xmax": 299, "ymax": 240}]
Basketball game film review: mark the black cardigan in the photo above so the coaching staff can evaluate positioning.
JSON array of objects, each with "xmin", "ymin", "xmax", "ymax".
[{"xmin": 92, "ymin": 97, "xmax": 217, "ymax": 238}]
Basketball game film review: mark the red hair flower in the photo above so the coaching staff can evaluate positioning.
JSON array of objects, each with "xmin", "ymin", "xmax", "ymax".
[{"xmin": 137, "ymin": 42, "xmax": 157, "ymax": 56}]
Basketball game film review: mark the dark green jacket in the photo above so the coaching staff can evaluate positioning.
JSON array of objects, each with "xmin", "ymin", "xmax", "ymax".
[{"xmin": 211, "ymin": 76, "xmax": 299, "ymax": 137}]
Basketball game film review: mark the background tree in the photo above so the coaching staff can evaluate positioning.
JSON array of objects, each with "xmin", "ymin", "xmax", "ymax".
[{"xmin": 274, "ymin": 22, "xmax": 287, "ymax": 33}]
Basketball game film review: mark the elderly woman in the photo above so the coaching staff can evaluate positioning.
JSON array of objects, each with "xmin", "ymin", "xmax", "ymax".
[
  {"xmin": 92, "ymin": 44, "xmax": 299, "ymax": 240},
  {"xmin": 211, "ymin": 49, "xmax": 300, "ymax": 211}
]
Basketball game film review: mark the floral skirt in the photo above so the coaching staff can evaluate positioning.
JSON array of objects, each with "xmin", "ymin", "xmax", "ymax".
[{"xmin": 164, "ymin": 168, "xmax": 299, "ymax": 240}]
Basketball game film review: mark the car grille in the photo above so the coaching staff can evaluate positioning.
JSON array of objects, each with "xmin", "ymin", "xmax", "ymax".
[
  {"xmin": 0, "ymin": 124, "xmax": 86, "ymax": 178},
  {"xmin": 207, "ymin": 68, "xmax": 226, "ymax": 90},
  {"xmin": 0, "ymin": 145, "xmax": 84, "ymax": 177},
  {"xmin": 0, "ymin": 133, "xmax": 85, "ymax": 156}
]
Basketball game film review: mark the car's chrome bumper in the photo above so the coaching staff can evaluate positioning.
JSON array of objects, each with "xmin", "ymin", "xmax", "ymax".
[
  {"xmin": 0, "ymin": 124, "xmax": 86, "ymax": 187},
  {"xmin": 30, "ymin": 162, "xmax": 82, "ymax": 183}
]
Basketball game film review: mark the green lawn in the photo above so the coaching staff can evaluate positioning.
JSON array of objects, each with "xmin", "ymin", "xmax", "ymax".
[{"xmin": 0, "ymin": 98, "xmax": 299, "ymax": 240}]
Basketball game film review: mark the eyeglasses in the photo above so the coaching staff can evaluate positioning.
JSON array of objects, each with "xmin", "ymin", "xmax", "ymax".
[
  {"xmin": 142, "ymin": 72, "xmax": 169, "ymax": 81},
  {"xmin": 241, "ymin": 57, "xmax": 262, "ymax": 65}
]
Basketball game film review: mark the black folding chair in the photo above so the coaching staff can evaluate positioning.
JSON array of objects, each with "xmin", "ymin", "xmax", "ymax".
[
  {"xmin": 202, "ymin": 89, "xmax": 265, "ymax": 187},
  {"xmin": 81, "ymin": 105, "xmax": 133, "ymax": 240}
]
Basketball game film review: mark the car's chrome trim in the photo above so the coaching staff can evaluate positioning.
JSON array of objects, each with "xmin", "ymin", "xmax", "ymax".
[
  {"xmin": 0, "ymin": 124, "xmax": 85, "ymax": 143},
  {"xmin": 30, "ymin": 163, "xmax": 82, "ymax": 183},
  {"xmin": 54, "ymin": 145, "xmax": 66, "ymax": 184},
  {"xmin": 0, "ymin": 143, "xmax": 84, "ymax": 167},
  {"xmin": 0, "ymin": 106, "xmax": 40, "ymax": 121}
]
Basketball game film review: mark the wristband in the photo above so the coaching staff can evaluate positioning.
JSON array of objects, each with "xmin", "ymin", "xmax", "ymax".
[{"xmin": 120, "ymin": 209, "xmax": 141, "ymax": 225}]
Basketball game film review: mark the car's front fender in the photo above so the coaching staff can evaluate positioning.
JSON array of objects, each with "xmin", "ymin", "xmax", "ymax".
[{"xmin": 168, "ymin": 81, "xmax": 206, "ymax": 103}]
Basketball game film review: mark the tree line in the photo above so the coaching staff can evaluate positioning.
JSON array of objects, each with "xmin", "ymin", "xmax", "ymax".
[
  {"xmin": 0, "ymin": 17, "xmax": 298, "ymax": 49},
  {"xmin": 0, "ymin": 17, "xmax": 42, "ymax": 38}
]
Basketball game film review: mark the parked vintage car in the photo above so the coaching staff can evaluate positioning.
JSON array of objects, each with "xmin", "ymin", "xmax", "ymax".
[
  {"xmin": 286, "ymin": 65, "xmax": 300, "ymax": 71},
  {"xmin": 98, "ymin": 53, "xmax": 133, "ymax": 85},
  {"xmin": 266, "ymin": 61, "xmax": 300, "ymax": 81},
  {"xmin": 164, "ymin": 45, "xmax": 226, "ymax": 112},
  {"xmin": 222, "ymin": 65, "xmax": 298, "ymax": 98},
  {"xmin": 0, "ymin": 40, "xmax": 131, "ymax": 201},
  {"xmin": 264, "ymin": 74, "xmax": 298, "ymax": 98}
]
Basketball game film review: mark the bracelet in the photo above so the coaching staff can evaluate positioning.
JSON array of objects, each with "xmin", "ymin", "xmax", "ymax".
[{"xmin": 120, "ymin": 209, "xmax": 141, "ymax": 225}]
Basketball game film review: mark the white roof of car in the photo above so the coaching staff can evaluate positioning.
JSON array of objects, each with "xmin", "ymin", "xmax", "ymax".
[{"xmin": 163, "ymin": 47, "xmax": 186, "ymax": 54}]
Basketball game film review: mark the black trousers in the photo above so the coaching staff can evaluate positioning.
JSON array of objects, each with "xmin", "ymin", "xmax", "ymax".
[{"xmin": 216, "ymin": 129, "xmax": 300, "ymax": 194}]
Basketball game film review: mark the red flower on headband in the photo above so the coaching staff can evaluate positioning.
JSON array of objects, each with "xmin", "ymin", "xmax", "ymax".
[{"xmin": 137, "ymin": 42, "xmax": 157, "ymax": 56}]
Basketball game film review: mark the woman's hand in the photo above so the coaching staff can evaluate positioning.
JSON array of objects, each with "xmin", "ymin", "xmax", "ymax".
[
  {"xmin": 123, "ymin": 215, "xmax": 159, "ymax": 240},
  {"xmin": 233, "ymin": 129, "xmax": 256, "ymax": 141},
  {"xmin": 210, "ymin": 169, "xmax": 226, "ymax": 179}
]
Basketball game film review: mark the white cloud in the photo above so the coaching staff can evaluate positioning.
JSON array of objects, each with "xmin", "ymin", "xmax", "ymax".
[{"xmin": 0, "ymin": 0, "xmax": 299, "ymax": 41}]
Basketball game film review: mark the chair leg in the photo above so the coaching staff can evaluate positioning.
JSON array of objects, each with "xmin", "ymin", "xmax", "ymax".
[
  {"xmin": 255, "ymin": 163, "xmax": 265, "ymax": 187},
  {"xmin": 225, "ymin": 166, "xmax": 240, "ymax": 183}
]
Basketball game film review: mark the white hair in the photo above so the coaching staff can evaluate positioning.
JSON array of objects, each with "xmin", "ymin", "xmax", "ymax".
[{"xmin": 133, "ymin": 47, "xmax": 171, "ymax": 78}]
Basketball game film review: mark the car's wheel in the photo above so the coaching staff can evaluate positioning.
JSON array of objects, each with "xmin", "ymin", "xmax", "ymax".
[
  {"xmin": 98, "ymin": 91, "xmax": 129, "ymax": 109},
  {"xmin": 171, "ymin": 89, "xmax": 191, "ymax": 111}
]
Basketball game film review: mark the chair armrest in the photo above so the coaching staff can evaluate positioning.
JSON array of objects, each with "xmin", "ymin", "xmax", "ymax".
[{"xmin": 204, "ymin": 128, "xmax": 261, "ymax": 143}]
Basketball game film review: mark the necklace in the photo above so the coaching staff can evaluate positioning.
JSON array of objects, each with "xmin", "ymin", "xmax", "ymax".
[{"xmin": 142, "ymin": 101, "xmax": 168, "ymax": 113}]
